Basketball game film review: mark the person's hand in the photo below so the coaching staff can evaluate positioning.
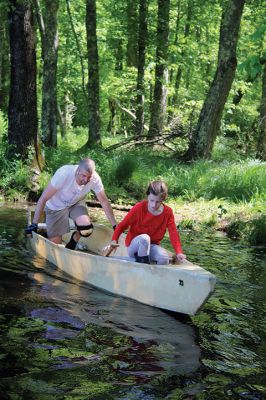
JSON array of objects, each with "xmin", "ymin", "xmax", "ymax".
[
  {"xmin": 25, "ymin": 223, "xmax": 38, "ymax": 236},
  {"xmin": 176, "ymin": 253, "xmax": 186, "ymax": 262},
  {"xmin": 101, "ymin": 241, "xmax": 119, "ymax": 257}
]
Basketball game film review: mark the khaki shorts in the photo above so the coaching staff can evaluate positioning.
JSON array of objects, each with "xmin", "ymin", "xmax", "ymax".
[{"xmin": 45, "ymin": 203, "xmax": 88, "ymax": 238}]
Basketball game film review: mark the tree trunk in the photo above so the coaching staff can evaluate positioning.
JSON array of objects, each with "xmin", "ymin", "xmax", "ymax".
[
  {"xmin": 107, "ymin": 98, "xmax": 116, "ymax": 134},
  {"xmin": 7, "ymin": 0, "xmax": 43, "ymax": 168},
  {"xmin": 0, "ymin": 8, "xmax": 9, "ymax": 111},
  {"xmin": 0, "ymin": 25, "xmax": 6, "ymax": 109},
  {"xmin": 57, "ymin": 104, "xmax": 66, "ymax": 138},
  {"xmin": 171, "ymin": 0, "xmax": 192, "ymax": 108},
  {"xmin": 34, "ymin": 0, "xmax": 59, "ymax": 148},
  {"xmin": 168, "ymin": 0, "xmax": 181, "ymax": 111},
  {"xmin": 114, "ymin": 38, "xmax": 123, "ymax": 71},
  {"xmin": 86, "ymin": 0, "xmax": 101, "ymax": 146},
  {"xmin": 126, "ymin": 0, "xmax": 138, "ymax": 68},
  {"xmin": 135, "ymin": 0, "xmax": 147, "ymax": 137},
  {"xmin": 183, "ymin": 0, "xmax": 245, "ymax": 160},
  {"xmin": 66, "ymin": 0, "xmax": 87, "ymax": 99},
  {"xmin": 257, "ymin": 61, "xmax": 266, "ymax": 160},
  {"xmin": 149, "ymin": 0, "xmax": 170, "ymax": 136}
]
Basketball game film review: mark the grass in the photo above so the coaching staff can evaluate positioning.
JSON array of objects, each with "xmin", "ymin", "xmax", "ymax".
[{"xmin": 0, "ymin": 127, "xmax": 265, "ymax": 245}]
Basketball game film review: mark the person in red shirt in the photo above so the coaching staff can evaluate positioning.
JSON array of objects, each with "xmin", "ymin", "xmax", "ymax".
[{"xmin": 110, "ymin": 180, "xmax": 186, "ymax": 264}]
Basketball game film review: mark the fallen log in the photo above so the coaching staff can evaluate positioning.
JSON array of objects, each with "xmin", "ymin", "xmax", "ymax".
[
  {"xmin": 86, "ymin": 199, "xmax": 132, "ymax": 211},
  {"xmin": 104, "ymin": 132, "xmax": 181, "ymax": 151}
]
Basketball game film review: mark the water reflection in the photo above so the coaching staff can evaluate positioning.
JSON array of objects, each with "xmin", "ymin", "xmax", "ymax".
[
  {"xmin": 0, "ymin": 204, "xmax": 265, "ymax": 399},
  {"xmin": 29, "ymin": 260, "xmax": 201, "ymax": 376}
]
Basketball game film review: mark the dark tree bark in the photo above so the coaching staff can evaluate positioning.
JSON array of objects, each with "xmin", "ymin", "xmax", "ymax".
[
  {"xmin": 183, "ymin": 0, "xmax": 245, "ymax": 160},
  {"xmin": 135, "ymin": 0, "xmax": 148, "ymax": 137},
  {"xmin": 126, "ymin": 0, "xmax": 138, "ymax": 67},
  {"xmin": 257, "ymin": 61, "xmax": 266, "ymax": 160},
  {"xmin": 107, "ymin": 98, "xmax": 116, "ymax": 134},
  {"xmin": 57, "ymin": 103, "xmax": 67, "ymax": 138},
  {"xmin": 7, "ymin": 0, "xmax": 42, "ymax": 167},
  {"xmin": 34, "ymin": 0, "xmax": 59, "ymax": 148},
  {"xmin": 0, "ymin": 7, "xmax": 9, "ymax": 111},
  {"xmin": 149, "ymin": 0, "xmax": 170, "ymax": 136},
  {"xmin": 86, "ymin": 0, "xmax": 101, "ymax": 146}
]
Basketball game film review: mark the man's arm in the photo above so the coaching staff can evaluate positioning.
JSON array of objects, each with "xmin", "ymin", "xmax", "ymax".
[
  {"xmin": 32, "ymin": 182, "xmax": 58, "ymax": 225},
  {"xmin": 96, "ymin": 190, "xmax": 117, "ymax": 227}
]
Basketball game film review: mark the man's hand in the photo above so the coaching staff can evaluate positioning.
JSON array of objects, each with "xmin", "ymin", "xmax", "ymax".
[
  {"xmin": 101, "ymin": 241, "xmax": 120, "ymax": 257},
  {"xmin": 25, "ymin": 223, "xmax": 38, "ymax": 236},
  {"xmin": 176, "ymin": 253, "xmax": 186, "ymax": 262}
]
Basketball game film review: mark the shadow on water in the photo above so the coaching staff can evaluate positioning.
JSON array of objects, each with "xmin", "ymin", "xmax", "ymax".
[{"xmin": 0, "ymin": 204, "xmax": 265, "ymax": 399}]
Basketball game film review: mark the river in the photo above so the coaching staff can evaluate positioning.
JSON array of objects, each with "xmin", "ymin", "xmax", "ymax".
[{"xmin": 0, "ymin": 204, "xmax": 265, "ymax": 400}]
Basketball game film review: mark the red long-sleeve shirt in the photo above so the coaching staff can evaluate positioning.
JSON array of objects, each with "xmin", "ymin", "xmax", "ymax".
[{"xmin": 112, "ymin": 200, "xmax": 183, "ymax": 254}]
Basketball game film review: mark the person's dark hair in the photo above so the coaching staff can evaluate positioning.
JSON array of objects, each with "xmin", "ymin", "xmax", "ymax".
[
  {"xmin": 79, "ymin": 158, "xmax": 95, "ymax": 173},
  {"xmin": 146, "ymin": 180, "xmax": 168, "ymax": 200}
]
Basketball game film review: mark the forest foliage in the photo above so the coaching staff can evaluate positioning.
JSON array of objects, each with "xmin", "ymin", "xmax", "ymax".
[
  {"xmin": 0, "ymin": 0, "xmax": 265, "ymax": 161},
  {"xmin": 0, "ymin": 0, "xmax": 265, "ymax": 245}
]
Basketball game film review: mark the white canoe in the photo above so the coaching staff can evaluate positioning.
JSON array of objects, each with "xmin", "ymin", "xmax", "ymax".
[{"xmin": 29, "ymin": 224, "xmax": 216, "ymax": 316}]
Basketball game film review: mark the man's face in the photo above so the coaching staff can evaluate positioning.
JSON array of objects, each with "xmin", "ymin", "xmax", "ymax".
[{"xmin": 75, "ymin": 168, "xmax": 92, "ymax": 185}]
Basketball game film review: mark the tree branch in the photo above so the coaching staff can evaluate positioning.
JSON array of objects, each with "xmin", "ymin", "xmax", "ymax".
[
  {"xmin": 104, "ymin": 131, "xmax": 181, "ymax": 151},
  {"xmin": 113, "ymin": 98, "xmax": 149, "ymax": 131}
]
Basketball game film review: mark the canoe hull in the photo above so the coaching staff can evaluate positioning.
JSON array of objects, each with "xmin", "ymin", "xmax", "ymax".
[{"xmin": 30, "ymin": 227, "xmax": 216, "ymax": 315}]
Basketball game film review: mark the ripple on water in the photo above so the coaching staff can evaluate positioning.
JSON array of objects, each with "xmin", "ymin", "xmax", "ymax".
[{"xmin": 0, "ymin": 205, "xmax": 265, "ymax": 399}]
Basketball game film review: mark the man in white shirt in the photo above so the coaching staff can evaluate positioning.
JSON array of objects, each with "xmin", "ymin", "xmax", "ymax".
[{"xmin": 26, "ymin": 158, "xmax": 117, "ymax": 249}]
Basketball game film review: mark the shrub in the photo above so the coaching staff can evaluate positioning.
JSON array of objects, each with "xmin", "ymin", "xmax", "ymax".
[
  {"xmin": 201, "ymin": 161, "xmax": 266, "ymax": 202},
  {"xmin": 226, "ymin": 219, "xmax": 247, "ymax": 239},
  {"xmin": 248, "ymin": 215, "xmax": 266, "ymax": 245},
  {"xmin": 0, "ymin": 110, "xmax": 8, "ymax": 138},
  {"xmin": 226, "ymin": 214, "xmax": 266, "ymax": 245},
  {"xmin": 114, "ymin": 155, "xmax": 138, "ymax": 186}
]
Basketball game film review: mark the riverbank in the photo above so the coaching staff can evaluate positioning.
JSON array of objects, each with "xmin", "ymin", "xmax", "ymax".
[
  {"xmin": 96, "ymin": 197, "xmax": 266, "ymax": 245},
  {"xmin": 0, "ymin": 144, "xmax": 265, "ymax": 246},
  {"xmin": 1, "ymin": 195, "xmax": 265, "ymax": 246}
]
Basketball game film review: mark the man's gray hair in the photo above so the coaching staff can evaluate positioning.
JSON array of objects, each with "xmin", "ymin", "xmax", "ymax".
[{"xmin": 79, "ymin": 158, "xmax": 95, "ymax": 173}]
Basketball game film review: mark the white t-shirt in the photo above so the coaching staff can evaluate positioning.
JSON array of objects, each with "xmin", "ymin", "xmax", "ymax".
[{"xmin": 46, "ymin": 165, "xmax": 104, "ymax": 210}]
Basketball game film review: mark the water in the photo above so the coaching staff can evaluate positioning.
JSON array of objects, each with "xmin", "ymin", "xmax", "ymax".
[{"xmin": 0, "ymin": 204, "xmax": 265, "ymax": 400}]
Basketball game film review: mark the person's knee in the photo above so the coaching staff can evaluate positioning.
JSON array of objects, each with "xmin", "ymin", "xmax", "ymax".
[
  {"xmin": 139, "ymin": 234, "xmax": 150, "ymax": 247},
  {"xmin": 76, "ymin": 223, "xmax": 94, "ymax": 237},
  {"xmin": 75, "ymin": 214, "xmax": 91, "ymax": 226},
  {"xmin": 74, "ymin": 215, "xmax": 93, "ymax": 237}
]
